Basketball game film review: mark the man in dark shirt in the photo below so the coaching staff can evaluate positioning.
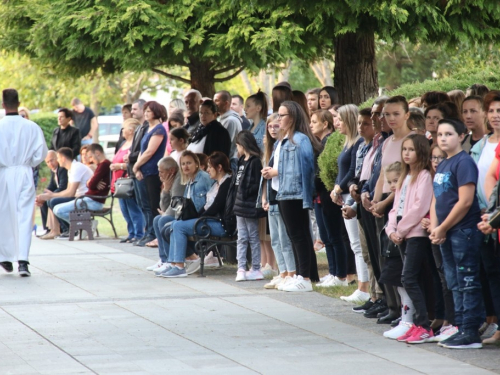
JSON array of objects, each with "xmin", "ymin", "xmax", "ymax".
[
  {"xmin": 71, "ymin": 98, "xmax": 98, "ymax": 145},
  {"xmin": 50, "ymin": 108, "xmax": 81, "ymax": 159},
  {"xmin": 183, "ymin": 89, "xmax": 203, "ymax": 134},
  {"xmin": 36, "ymin": 150, "xmax": 68, "ymax": 236}
]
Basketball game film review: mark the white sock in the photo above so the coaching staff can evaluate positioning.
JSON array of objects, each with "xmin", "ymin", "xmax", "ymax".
[{"xmin": 397, "ymin": 286, "xmax": 414, "ymax": 324}]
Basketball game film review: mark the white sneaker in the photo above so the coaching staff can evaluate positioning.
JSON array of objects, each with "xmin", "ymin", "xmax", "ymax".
[
  {"xmin": 283, "ymin": 275, "xmax": 312, "ymax": 292},
  {"xmin": 480, "ymin": 323, "xmax": 499, "ymax": 340},
  {"xmin": 185, "ymin": 259, "xmax": 201, "ymax": 275},
  {"xmin": 261, "ymin": 263, "xmax": 278, "ymax": 278},
  {"xmin": 432, "ymin": 325, "xmax": 459, "ymax": 342},
  {"xmin": 154, "ymin": 263, "xmax": 172, "ymax": 276},
  {"xmin": 330, "ymin": 276, "xmax": 348, "ymax": 287},
  {"xmin": 340, "ymin": 289, "xmax": 370, "ymax": 303},
  {"xmin": 264, "ymin": 276, "xmax": 284, "ymax": 289},
  {"xmin": 203, "ymin": 251, "xmax": 223, "ymax": 268},
  {"xmin": 235, "ymin": 268, "xmax": 246, "ymax": 282},
  {"xmin": 384, "ymin": 321, "xmax": 412, "ymax": 340},
  {"xmin": 147, "ymin": 260, "xmax": 163, "ymax": 271},
  {"xmin": 316, "ymin": 274, "xmax": 334, "ymax": 287},
  {"xmin": 277, "ymin": 275, "xmax": 296, "ymax": 291},
  {"xmin": 246, "ymin": 269, "xmax": 264, "ymax": 281},
  {"xmin": 319, "ymin": 274, "xmax": 333, "ymax": 283}
]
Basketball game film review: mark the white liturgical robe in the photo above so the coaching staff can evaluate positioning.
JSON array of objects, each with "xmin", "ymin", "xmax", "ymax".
[{"xmin": 0, "ymin": 114, "xmax": 48, "ymax": 262}]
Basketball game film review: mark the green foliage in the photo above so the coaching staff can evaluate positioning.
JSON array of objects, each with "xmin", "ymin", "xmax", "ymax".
[
  {"xmin": 318, "ymin": 132, "xmax": 345, "ymax": 191},
  {"xmin": 360, "ymin": 67, "xmax": 500, "ymax": 108},
  {"xmin": 31, "ymin": 113, "xmax": 57, "ymax": 147}
]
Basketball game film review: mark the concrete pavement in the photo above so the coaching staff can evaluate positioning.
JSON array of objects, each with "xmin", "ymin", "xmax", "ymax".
[{"xmin": 0, "ymin": 237, "xmax": 498, "ymax": 375}]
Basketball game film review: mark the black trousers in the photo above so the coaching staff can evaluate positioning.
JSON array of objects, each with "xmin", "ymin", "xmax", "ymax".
[
  {"xmin": 144, "ymin": 174, "xmax": 162, "ymax": 220},
  {"xmin": 360, "ymin": 205, "xmax": 382, "ymax": 281},
  {"xmin": 481, "ymin": 238, "xmax": 500, "ymax": 322},
  {"xmin": 40, "ymin": 201, "xmax": 49, "ymax": 230},
  {"xmin": 401, "ymin": 237, "xmax": 432, "ymax": 329},
  {"xmin": 278, "ymin": 200, "xmax": 319, "ymax": 282}
]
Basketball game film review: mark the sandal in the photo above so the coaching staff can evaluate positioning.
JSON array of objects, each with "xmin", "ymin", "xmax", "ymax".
[{"xmin": 146, "ymin": 239, "xmax": 158, "ymax": 248}]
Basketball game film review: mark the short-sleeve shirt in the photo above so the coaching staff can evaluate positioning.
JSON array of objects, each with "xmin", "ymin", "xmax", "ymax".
[
  {"xmin": 72, "ymin": 107, "xmax": 95, "ymax": 138},
  {"xmin": 68, "ymin": 160, "xmax": 94, "ymax": 197},
  {"xmin": 433, "ymin": 150, "xmax": 481, "ymax": 231},
  {"xmin": 495, "ymin": 143, "xmax": 500, "ymax": 180},
  {"xmin": 381, "ymin": 132, "xmax": 415, "ymax": 193},
  {"xmin": 140, "ymin": 123, "xmax": 167, "ymax": 177}
]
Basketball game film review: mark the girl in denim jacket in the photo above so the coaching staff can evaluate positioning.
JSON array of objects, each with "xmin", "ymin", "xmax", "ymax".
[{"xmin": 262, "ymin": 101, "xmax": 322, "ymax": 292}]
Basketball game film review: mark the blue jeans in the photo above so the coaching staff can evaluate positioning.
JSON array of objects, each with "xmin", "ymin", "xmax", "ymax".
[
  {"xmin": 154, "ymin": 215, "xmax": 175, "ymax": 263},
  {"xmin": 236, "ymin": 216, "xmax": 261, "ymax": 271},
  {"xmin": 118, "ymin": 197, "xmax": 144, "ymax": 240},
  {"xmin": 48, "ymin": 196, "xmax": 75, "ymax": 232},
  {"xmin": 134, "ymin": 178, "xmax": 154, "ymax": 238},
  {"xmin": 53, "ymin": 197, "xmax": 103, "ymax": 224},
  {"xmin": 440, "ymin": 228, "xmax": 484, "ymax": 332},
  {"xmin": 268, "ymin": 208, "xmax": 296, "ymax": 273},
  {"xmin": 169, "ymin": 218, "xmax": 226, "ymax": 263}
]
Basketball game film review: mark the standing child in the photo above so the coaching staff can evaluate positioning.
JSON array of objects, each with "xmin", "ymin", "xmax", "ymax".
[
  {"xmin": 383, "ymin": 135, "xmax": 434, "ymax": 343},
  {"xmin": 430, "ymin": 118, "xmax": 484, "ymax": 349},
  {"xmin": 233, "ymin": 131, "xmax": 266, "ymax": 281}
]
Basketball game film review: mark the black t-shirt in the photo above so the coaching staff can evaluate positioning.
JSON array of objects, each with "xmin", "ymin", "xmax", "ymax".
[
  {"xmin": 235, "ymin": 159, "xmax": 249, "ymax": 186},
  {"xmin": 72, "ymin": 106, "xmax": 95, "ymax": 138}
]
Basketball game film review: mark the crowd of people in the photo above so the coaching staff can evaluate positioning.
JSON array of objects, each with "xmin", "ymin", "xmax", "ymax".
[{"xmin": 2, "ymin": 80, "xmax": 500, "ymax": 353}]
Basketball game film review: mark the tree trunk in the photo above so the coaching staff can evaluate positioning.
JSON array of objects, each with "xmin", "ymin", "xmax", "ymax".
[
  {"xmin": 189, "ymin": 61, "xmax": 216, "ymax": 98},
  {"xmin": 334, "ymin": 31, "xmax": 378, "ymax": 105}
]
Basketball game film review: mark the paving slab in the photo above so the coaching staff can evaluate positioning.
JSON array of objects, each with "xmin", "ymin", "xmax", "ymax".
[{"xmin": 0, "ymin": 237, "xmax": 497, "ymax": 375}]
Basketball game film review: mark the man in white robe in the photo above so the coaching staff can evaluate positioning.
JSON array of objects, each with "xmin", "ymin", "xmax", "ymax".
[{"xmin": 0, "ymin": 89, "xmax": 48, "ymax": 277}]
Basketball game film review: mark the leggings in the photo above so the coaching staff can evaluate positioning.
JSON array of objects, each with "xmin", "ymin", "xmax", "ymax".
[{"xmin": 278, "ymin": 200, "xmax": 319, "ymax": 282}]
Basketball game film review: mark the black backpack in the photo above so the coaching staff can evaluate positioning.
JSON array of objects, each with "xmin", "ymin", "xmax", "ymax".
[{"xmin": 222, "ymin": 173, "xmax": 238, "ymax": 235}]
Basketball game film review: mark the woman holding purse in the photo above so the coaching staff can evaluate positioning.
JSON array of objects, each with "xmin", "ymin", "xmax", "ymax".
[{"xmin": 110, "ymin": 118, "xmax": 144, "ymax": 243}]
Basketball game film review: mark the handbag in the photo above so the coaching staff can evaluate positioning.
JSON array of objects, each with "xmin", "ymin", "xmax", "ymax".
[
  {"xmin": 170, "ymin": 196, "xmax": 199, "ymax": 221},
  {"xmin": 114, "ymin": 177, "xmax": 134, "ymax": 199},
  {"xmin": 488, "ymin": 208, "xmax": 500, "ymax": 229}
]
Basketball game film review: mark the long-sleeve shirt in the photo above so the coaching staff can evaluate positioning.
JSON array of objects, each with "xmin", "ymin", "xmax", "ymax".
[
  {"xmin": 335, "ymin": 138, "xmax": 363, "ymax": 193},
  {"xmin": 50, "ymin": 126, "xmax": 81, "ymax": 159},
  {"xmin": 86, "ymin": 159, "xmax": 111, "ymax": 203}
]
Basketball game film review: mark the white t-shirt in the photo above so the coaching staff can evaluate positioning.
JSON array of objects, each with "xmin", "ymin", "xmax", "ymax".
[
  {"xmin": 170, "ymin": 150, "xmax": 182, "ymax": 166},
  {"xmin": 478, "ymin": 140, "xmax": 498, "ymax": 199},
  {"xmin": 397, "ymin": 175, "xmax": 411, "ymax": 217},
  {"xmin": 68, "ymin": 160, "xmax": 94, "ymax": 197},
  {"xmin": 271, "ymin": 137, "xmax": 286, "ymax": 192}
]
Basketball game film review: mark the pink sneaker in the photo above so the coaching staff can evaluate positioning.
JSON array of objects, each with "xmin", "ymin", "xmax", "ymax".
[
  {"xmin": 396, "ymin": 324, "xmax": 417, "ymax": 342},
  {"xmin": 406, "ymin": 326, "xmax": 434, "ymax": 344},
  {"xmin": 245, "ymin": 269, "xmax": 264, "ymax": 281}
]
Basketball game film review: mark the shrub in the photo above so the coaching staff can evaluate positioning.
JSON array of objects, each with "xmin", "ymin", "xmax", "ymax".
[
  {"xmin": 318, "ymin": 131, "xmax": 345, "ymax": 190},
  {"xmin": 360, "ymin": 67, "xmax": 500, "ymax": 108},
  {"xmin": 31, "ymin": 112, "xmax": 57, "ymax": 147}
]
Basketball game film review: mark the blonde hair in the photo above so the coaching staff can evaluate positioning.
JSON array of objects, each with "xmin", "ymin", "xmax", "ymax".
[
  {"xmin": 19, "ymin": 106, "xmax": 30, "ymax": 119},
  {"xmin": 123, "ymin": 118, "xmax": 140, "ymax": 131},
  {"xmin": 337, "ymin": 104, "xmax": 359, "ymax": 147},
  {"xmin": 385, "ymin": 161, "xmax": 402, "ymax": 175},
  {"xmin": 179, "ymin": 150, "xmax": 200, "ymax": 184}
]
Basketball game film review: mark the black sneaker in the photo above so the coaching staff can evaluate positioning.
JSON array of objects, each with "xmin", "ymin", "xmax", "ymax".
[
  {"xmin": 352, "ymin": 299, "xmax": 374, "ymax": 313},
  {"xmin": 0, "ymin": 261, "xmax": 13, "ymax": 273},
  {"xmin": 391, "ymin": 316, "xmax": 402, "ymax": 327},
  {"xmin": 438, "ymin": 328, "xmax": 463, "ymax": 347},
  {"xmin": 18, "ymin": 261, "xmax": 31, "ymax": 277},
  {"xmin": 363, "ymin": 299, "xmax": 388, "ymax": 318},
  {"xmin": 442, "ymin": 330, "xmax": 482, "ymax": 349}
]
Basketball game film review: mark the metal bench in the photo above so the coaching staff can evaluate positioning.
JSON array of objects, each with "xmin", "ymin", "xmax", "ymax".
[{"xmin": 70, "ymin": 195, "xmax": 118, "ymax": 240}]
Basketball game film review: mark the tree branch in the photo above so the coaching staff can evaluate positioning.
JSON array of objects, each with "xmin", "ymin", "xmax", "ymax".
[
  {"xmin": 152, "ymin": 68, "xmax": 191, "ymax": 84},
  {"xmin": 213, "ymin": 66, "xmax": 245, "ymax": 83},
  {"xmin": 213, "ymin": 65, "xmax": 236, "ymax": 74}
]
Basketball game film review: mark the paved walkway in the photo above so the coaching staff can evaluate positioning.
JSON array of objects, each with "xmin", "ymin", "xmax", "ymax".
[{"xmin": 0, "ymin": 238, "xmax": 498, "ymax": 375}]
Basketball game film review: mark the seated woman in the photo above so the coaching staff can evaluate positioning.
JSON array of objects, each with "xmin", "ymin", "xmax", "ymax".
[
  {"xmin": 160, "ymin": 151, "xmax": 233, "ymax": 278},
  {"xmin": 153, "ymin": 150, "xmax": 214, "ymax": 277}
]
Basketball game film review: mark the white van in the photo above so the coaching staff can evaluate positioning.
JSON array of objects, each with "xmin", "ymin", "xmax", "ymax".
[{"xmin": 98, "ymin": 115, "xmax": 122, "ymax": 160}]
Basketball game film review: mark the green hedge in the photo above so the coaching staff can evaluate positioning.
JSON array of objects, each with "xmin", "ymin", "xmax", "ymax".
[
  {"xmin": 360, "ymin": 67, "xmax": 500, "ymax": 108},
  {"xmin": 318, "ymin": 131, "xmax": 345, "ymax": 191},
  {"xmin": 31, "ymin": 113, "xmax": 57, "ymax": 147}
]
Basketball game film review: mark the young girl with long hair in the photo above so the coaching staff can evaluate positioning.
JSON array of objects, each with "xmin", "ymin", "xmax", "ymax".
[
  {"xmin": 262, "ymin": 101, "xmax": 322, "ymax": 291},
  {"xmin": 259, "ymin": 114, "xmax": 297, "ymax": 289},
  {"xmin": 383, "ymin": 134, "xmax": 434, "ymax": 343},
  {"xmin": 233, "ymin": 131, "xmax": 266, "ymax": 281}
]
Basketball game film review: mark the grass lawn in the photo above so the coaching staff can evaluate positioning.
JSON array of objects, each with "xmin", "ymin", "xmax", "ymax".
[{"xmin": 313, "ymin": 252, "xmax": 358, "ymax": 299}]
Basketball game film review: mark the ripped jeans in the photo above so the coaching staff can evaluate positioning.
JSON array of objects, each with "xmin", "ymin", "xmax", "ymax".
[{"xmin": 440, "ymin": 228, "xmax": 484, "ymax": 332}]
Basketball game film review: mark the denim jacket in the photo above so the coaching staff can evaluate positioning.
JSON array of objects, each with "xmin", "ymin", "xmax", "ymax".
[
  {"xmin": 185, "ymin": 170, "xmax": 214, "ymax": 212},
  {"xmin": 275, "ymin": 132, "xmax": 315, "ymax": 209},
  {"xmin": 252, "ymin": 119, "xmax": 266, "ymax": 151}
]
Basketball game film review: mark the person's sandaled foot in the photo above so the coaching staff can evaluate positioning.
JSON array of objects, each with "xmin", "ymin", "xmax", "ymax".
[
  {"xmin": 146, "ymin": 239, "xmax": 158, "ymax": 248},
  {"xmin": 41, "ymin": 232, "xmax": 58, "ymax": 240}
]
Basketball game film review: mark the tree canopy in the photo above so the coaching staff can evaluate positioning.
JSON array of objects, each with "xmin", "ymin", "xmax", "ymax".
[{"xmin": 1, "ymin": 1, "xmax": 500, "ymax": 102}]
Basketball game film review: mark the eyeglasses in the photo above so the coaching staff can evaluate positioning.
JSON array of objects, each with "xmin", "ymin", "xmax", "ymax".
[
  {"xmin": 430, "ymin": 156, "xmax": 445, "ymax": 162},
  {"xmin": 268, "ymin": 124, "xmax": 280, "ymax": 130},
  {"xmin": 277, "ymin": 114, "xmax": 290, "ymax": 120}
]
